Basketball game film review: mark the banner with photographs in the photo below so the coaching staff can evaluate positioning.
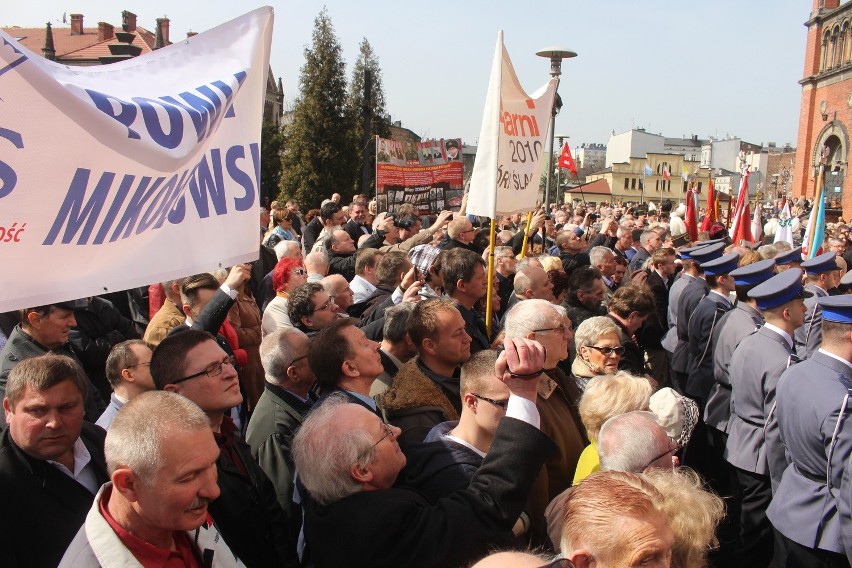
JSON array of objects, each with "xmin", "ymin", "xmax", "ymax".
[{"xmin": 375, "ymin": 136, "xmax": 464, "ymax": 213}]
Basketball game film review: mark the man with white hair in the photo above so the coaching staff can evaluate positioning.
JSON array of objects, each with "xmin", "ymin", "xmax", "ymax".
[
  {"xmin": 321, "ymin": 274, "xmax": 355, "ymax": 313},
  {"xmin": 303, "ymin": 250, "xmax": 329, "ymax": 283},
  {"xmin": 292, "ymin": 337, "xmax": 556, "ymax": 567},
  {"xmin": 589, "ymin": 245, "xmax": 618, "ymax": 297},
  {"xmin": 246, "ymin": 329, "xmax": 315, "ymax": 559},
  {"xmin": 503, "ymin": 299, "xmax": 586, "ymax": 542},
  {"xmin": 59, "ymin": 391, "xmax": 241, "ymax": 566},
  {"xmin": 274, "ymin": 240, "xmax": 301, "ymax": 261}
]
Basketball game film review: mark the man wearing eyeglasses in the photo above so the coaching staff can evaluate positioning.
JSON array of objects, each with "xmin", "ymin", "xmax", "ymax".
[
  {"xmin": 292, "ymin": 336, "xmax": 556, "ymax": 568},
  {"xmin": 288, "ymin": 283, "xmax": 340, "ymax": 336},
  {"xmin": 152, "ymin": 330, "xmax": 297, "ymax": 568},
  {"xmin": 440, "ymin": 217, "xmax": 478, "ymax": 251},
  {"xmin": 95, "ymin": 340, "xmax": 155, "ymax": 430}
]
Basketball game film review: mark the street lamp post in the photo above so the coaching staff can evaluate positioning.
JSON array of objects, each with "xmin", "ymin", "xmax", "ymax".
[{"xmin": 536, "ymin": 46, "xmax": 577, "ymax": 213}]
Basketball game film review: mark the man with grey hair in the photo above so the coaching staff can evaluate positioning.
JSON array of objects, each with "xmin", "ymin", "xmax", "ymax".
[
  {"xmin": 59, "ymin": 391, "xmax": 241, "ymax": 566},
  {"xmin": 370, "ymin": 303, "xmax": 417, "ymax": 396},
  {"xmin": 0, "ymin": 354, "xmax": 110, "ymax": 568},
  {"xmin": 627, "ymin": 229, "xmax": 662, "ymax": 273},
  {"xmin": 246, "ymin": 328, "xmax": 315, "ymax": 557},
  {"xmin": 543, "ymin": 410, "xmax": 678, "ymax": 550},
  {"xmin": 589, "ymin": 245, "xmax": 618, "ymax": 297},
  {"xmin": 274, "ymin": 239, "xmax": 302, "ymax": 261},
  {"xmin": 322, "ymin": 274, "xmax": 355, "ymax": 313},
  {"xmin": 597, "ymin": 410, "xmax": 677, "ymax": 472},
  {"xmin": 304, "ymin": 250, "xmax": 329, "ymax": 283},
  {"xmin": 503, "ymin": 299, "xmax": 586, "ymax": 542},
  {"xmin": 292, "ymin": 337, "xmax": 556, "ymax": 567}
]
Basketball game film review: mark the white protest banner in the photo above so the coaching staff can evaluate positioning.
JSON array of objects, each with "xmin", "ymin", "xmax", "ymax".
[
  {"xmin": 466, "ymin": 31, "xmax": 557, "ymax": 218},
  {"xmin": 0, "ymin": 7, "xmax": 273, "ymax": 311}
]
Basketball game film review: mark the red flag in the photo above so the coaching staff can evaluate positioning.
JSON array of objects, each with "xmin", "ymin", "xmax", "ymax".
[
  {"xmin": 663, "ymin": 166, "xmax": 670, "ymax": 181},
  {"xmin": 730, "ymin": 170, "xmax": 754, "ymax": 244},
  {"xmin": 558, "ymin": 143, "xmax": 577, "ymax": 177},
  {"xmin": 685, "ymin": 186, "xmax": 699, "ymax": 242},
  {"xmin": 700, "ymin": 179, "xmax": 717, "ymax": 232}
]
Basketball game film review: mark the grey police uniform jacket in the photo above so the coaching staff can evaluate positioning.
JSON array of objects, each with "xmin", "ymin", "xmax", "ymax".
[
  {"xmin": 661, "ymin": 273, "xmax": 694, "ymax": 353},
  {"xmin": 670, "ymin": 277, "xmax": 709, "ymax": 375},
  {"xmin": 685, "ymin": 291, "xmax": 733, "ymax": 404},
  {"xmin": 724, "ymin": 325, "xmax": 794, "ymax": 486},
  {"xmin": 768, "ymin": 350, "xmax": 852, "ymax": 555},
  {"xmin": 794, "ymin": 284, "xmax": 828, "ymax": 359},
  {"xmin": 705, "ymin": 302, "xmax": 763, "ymax": 432}
]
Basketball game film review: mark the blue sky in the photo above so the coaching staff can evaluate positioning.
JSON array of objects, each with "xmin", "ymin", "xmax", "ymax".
[{"xmin": 4, "ymin": 1, "xmax": 808, "ymax": 148}]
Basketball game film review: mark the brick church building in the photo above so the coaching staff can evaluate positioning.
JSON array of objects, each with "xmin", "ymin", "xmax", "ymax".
[{"xmin": 795, "ymin": 0, "xmax": 852, "ymax": 219}]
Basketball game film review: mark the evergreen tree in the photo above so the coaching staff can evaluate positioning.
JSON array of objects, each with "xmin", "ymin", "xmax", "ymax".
[
  {"xmin": 348, "ymin": 38, "xmax": 391, "ymax": 196},
  {"xmin": 278, "ymin": 8, "xmax": 355, "ymax": 208},
  {"xmin": 260, "ymin": 120, "xmax": 285, "ymax": 206}
]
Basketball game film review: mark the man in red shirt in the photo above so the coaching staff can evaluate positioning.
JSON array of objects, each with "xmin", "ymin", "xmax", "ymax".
[{"xmin": 59, "ymin": 391, "xmax": 242, "ymax": 567}]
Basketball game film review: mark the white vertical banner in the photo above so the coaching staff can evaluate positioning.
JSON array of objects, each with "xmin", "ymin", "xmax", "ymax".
[
  {"xmin": 466, "ymin": 31, "xmax": 557, "ymax": 218},
  {"xmin": 0, "ymin": 7, "xmax": 274, "ymax": 311}
]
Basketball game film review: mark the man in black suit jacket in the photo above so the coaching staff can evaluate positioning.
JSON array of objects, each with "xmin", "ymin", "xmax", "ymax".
[
  {"xmin": 0, "ymin": 353, "xmax": 109, "ymax": 568},
  {"xmin": 642, "ymin": 248, "xmax": 677, "ymax": 385},
  {"xmin": 153, "ymin": 330, "xmax": 297, "ymax": 567},
  {"xmin": 344, "ymin": 202, "xmax": 372, "ymax": 244},
  {"xmin": 292, "ymin": 337, "xmax": 556, "ymax": 568}
]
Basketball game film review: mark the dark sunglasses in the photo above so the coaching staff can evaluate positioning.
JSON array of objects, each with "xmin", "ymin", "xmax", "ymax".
[{"xmin": 586, "ymin": 345, "xmax": 625, "ymax": 356}]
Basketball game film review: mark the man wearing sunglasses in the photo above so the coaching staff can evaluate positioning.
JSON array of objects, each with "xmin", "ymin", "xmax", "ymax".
[{"xmin": 152, "ymin": 330, "xmax": 296, "ymax": 568}]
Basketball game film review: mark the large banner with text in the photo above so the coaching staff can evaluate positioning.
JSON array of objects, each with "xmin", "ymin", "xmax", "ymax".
[
  {"xmin": 466, "ymin": 31, "xmax": 557, "ymax": 218},
  {"xmin": 375, "ymin": 136, "xmax": 464, "ymax": 213},
  {"xmin": 0, "ymin": 8, "xmax": 273, "ymax": 311}
]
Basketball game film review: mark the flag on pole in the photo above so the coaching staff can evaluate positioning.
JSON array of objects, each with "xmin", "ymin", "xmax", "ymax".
[
  {"xmin": 681, "ymin": 165, "xmax": 690, "ymax": 182},
  {"xmin": 729, "ymin": 168, "xmax": 754, "ymax": 244},
  {"xmin": 684, "ymin": 186, "xmax": 698, "ymax": 242},
  {"xmin": 802, "ymin": 186, "xmax": 827, "ymax": 259},
  {"xmin": 700, "ymin": 179, "xmax": 717, "ymax": 232},
  {"xmin": 774, "ymin": 200, "xmax": 794, "ymax": 247},
  {"xmin": 558, "ymin": 142, "xmax": 577, "ymax": 178},
  {"xmin": 662, "ymin": 166, "xmax": 670, "ymax": 181},
  {"xmin": 466, "ymin": 31, "xmax": 558, "ymax": 218},
  {"xmin": 644, "ymin": 163, "xmax": 653, "ymax": 176}
]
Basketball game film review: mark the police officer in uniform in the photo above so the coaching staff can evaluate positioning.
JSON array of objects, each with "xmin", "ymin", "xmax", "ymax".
[
  {"xmin": 685, "ymin": 251, "xmax": 739, "ymax": 408},
  {"xmin": 704, "ymin": 258, "xmax": 776, "ymax": 564},
  {"xmin": 774, "ymin": 248, "xmax": 803, "ymax": 272},
  {"xmin": 795, "ymin": 251, "xmax": 840, "ymax": 359},
  {"xmin": 661, "ymin": 244, "xmax": 709, "ymax": 353},
  {"xmin": 773, "ymin": 295, "xmax": 852, "ymax": 567},
  {"xmin": 726, "ymin": 267, "xmax": 809, "ymax": 568},
  {"xmin": 670, "ymin": 242, "xmax": 725, "ymax": 394}
]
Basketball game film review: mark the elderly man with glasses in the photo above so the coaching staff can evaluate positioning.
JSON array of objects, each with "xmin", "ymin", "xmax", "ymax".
[
  {"xmin": 152, "ymin": 330, "xmax": 297, "ymax": 568},
  {"xmin": 503, "ymin": 299, "xmax": 587, "ymax": 548}
]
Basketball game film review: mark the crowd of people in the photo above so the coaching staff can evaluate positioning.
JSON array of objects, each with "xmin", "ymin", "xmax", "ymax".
[{"xmin": 1, "ymin": 189, "xmax": 852, "ymax": 567}]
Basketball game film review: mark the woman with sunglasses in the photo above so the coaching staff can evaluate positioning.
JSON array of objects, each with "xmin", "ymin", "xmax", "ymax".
[
  {"xmin": 263, "ymin": 209, "xmax": 299, "ymax": 249},
  {"xmin": 261, "ymin": 257, "xmax": 309, "ymax": 336},
  {"xmin": 569, "ymin": 316, "xmax": 624, "ymax": 394}
]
